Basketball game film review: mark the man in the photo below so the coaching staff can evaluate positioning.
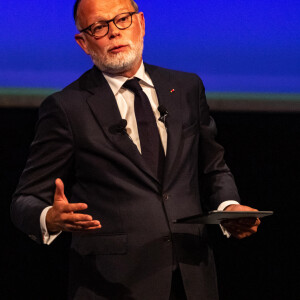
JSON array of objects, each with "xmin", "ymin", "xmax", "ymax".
[{"xmin": 11, "ymin": 0, "xmax": 260, "ymax": 299}]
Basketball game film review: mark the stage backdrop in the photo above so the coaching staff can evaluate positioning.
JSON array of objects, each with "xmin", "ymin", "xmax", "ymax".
[{"xmin": 0, "ymin": 0, "xmax": 299, "ymax": 96}]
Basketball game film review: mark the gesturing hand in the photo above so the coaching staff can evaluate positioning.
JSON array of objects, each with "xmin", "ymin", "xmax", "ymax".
[
  {"xmin": 221, "ymin": 204, "xmax": 261, "ymax": 239},
  {"xmin": 46, "ymin": 178, "xmax": 101, "ymax": 233}
]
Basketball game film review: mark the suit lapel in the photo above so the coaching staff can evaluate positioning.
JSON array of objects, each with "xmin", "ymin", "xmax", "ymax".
[
  {"xmin": 145, "ymin": 64, "xmax": 183, "ymax": 187},
  {"xmin": 83, "ymin": 67, "xmax": 159, "ymax": 183}
]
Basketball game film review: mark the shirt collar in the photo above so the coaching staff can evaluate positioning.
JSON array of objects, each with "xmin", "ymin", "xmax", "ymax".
[{"xmin": 102, "ymin": 62, "xmax": 154, "ymax": 96}]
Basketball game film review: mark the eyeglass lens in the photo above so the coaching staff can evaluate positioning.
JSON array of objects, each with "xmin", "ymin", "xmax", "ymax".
[{"xmin": 91, "ymin": 13, "xmax": 133, "ymax": 38}]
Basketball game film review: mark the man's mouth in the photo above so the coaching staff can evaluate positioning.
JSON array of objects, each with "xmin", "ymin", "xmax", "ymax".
[{"xmin": 109, "ymin": 45, "xmax": 128, "ymax": 53}]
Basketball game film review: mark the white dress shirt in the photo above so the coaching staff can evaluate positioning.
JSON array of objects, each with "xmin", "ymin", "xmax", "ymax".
[
  {"xmin": 40, "ymin": 62, "xmax": 238, "ymax": 244},
  {"xmin": 102, "ymin": 63, "xmax": 167, "ymax": 155}
]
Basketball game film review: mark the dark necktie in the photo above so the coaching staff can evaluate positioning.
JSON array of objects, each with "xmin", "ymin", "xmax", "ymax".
[{"xmin": 123, "ymin": 78, "xmax": 164, "ymax": 181}]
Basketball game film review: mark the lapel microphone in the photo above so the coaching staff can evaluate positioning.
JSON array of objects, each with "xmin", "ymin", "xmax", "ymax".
[
  {"xmin": 109, "ymin": 119, "xmax": 128, "ymax": 135},
  {"xmin": 158, "ymin": 105, "xmax": 168, "ymax": 124}
]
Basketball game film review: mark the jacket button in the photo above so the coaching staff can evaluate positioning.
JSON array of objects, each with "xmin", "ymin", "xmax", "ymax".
[
  {"xmin": 163, "ymin": 236, "xmax": 171, "ymax": 243},
  {"xmin": 162, "ymin": 193, "xmax": 169, "ymax": 201}
]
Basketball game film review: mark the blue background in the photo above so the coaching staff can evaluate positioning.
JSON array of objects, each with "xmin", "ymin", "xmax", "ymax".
[{"xmin": 0, "ymin": 0, "xmax": 299, "ymax": 93}]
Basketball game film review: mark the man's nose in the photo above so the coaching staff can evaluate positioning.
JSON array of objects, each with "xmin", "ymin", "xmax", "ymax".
[{"xmin": 108, "ymin": 22, "xmax": 121, "ymax": 38}]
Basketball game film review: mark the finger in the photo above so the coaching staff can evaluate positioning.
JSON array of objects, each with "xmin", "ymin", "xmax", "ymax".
[
  {"xmin": 231, "ymin": 231, "xmax": 253, "ymax": 240},
  {"xmin": 61, "ymin": 213, "xmax": 93, "ymax": 223},
  {"xmin": 54, "ymin": 178, "xmax": 67, "ymax": 202},
  {"xmin": 64, "ymin": 222, "xmax": 101, "ymax": 232},
  {"xmin": 60, "ymin": 203, "xmax": 88, "ymax": 213},
  {"xmin": 222, "ymin": 217, "xmax": 260, "ymax": 227},
  {"xmin": 74, "ymin": 220, "xmax": 101, "ymax": 228},
  {"xmin": 224, "ymin": 224, "xmax": 259, "ymax": 239},
  {"xmin": 64, "ymin": 223, "xmax": 86, "ymax": 231},
  {"xmin": 236, "ymin": 222, "xmax": 259, "ymax": 233},
  {"xmin": 223, "ymin": 225, "xmax": 251, "ymax": 239},
  {"xmin": 237, "ymin": 217, "xmax": 260, "ymax": 226},
  {"xmin": 224, "ymin": 223, "xmax": 258, "ymax": 233}
]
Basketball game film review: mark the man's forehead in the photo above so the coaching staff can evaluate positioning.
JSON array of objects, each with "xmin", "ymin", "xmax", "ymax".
[{"xmin": 78, "ymin": 0, "xmax": 134, "ymax": 21}]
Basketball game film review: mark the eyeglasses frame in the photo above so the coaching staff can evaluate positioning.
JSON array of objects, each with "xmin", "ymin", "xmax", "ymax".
[{"xmin": 79, "ymin": 11, "xmax": 138, "ymax": 38}]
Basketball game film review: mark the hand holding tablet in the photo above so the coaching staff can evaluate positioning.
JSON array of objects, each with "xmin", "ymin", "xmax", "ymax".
[
  {"xmin": 173, "ymin": 204, "xmax": 273, "ymax": 239},
  {"xmin": 173, "ymin": 210, "xmax": 273, "ymax": 224}
]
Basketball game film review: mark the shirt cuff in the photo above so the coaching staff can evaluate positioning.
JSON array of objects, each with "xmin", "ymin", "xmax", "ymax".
[
  {"xmin": 40, "ymin": 206, "xmax": 61, "ymax": 245},
  {"xmin": 217, "ymin": 200, "xmax": 240, "ymax": 212},
  {"xmin": 217, "ymin": 200, "xmax": 240, "ymax": 238}
]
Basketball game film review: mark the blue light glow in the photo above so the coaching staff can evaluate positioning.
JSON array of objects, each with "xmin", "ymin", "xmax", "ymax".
[{"xmin": 0, "ymin": 0, "xmax": 299, "ymax": 93}]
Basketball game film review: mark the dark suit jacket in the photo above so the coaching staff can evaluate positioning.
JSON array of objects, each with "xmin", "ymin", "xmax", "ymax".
[{"xmin": 11, "ymin": 63, "xmax": 240, "ymax": 300}]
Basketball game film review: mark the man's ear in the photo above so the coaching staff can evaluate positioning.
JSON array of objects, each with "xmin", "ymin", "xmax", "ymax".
[
  {"xmin": 75, "ymin": 33, "xmax": 90, "ymax": 55},
  {"xmin": 138, "ymin": 12, "xmax": 145, "ymax": 38}
]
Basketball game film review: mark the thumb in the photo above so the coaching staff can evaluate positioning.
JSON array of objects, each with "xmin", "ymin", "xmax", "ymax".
[{"xmin": 54, "ymin": 178, "xmax": 68, "ymax": 203}]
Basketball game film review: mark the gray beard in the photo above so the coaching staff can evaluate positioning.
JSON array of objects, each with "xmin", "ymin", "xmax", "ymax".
[{"xmin": 89, "ymin": 36, "xmax": 144, "ymax": 75}]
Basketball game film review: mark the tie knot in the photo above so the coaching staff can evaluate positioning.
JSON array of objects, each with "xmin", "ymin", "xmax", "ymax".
[{"xmin": 123, "ymin": 78, "xmax": 142, "ymax": 94}]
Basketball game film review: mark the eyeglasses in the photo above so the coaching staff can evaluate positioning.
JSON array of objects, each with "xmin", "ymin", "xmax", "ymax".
[{"xmin": 80, "ymin": 12, "xmax": 138, "ymax": 38}]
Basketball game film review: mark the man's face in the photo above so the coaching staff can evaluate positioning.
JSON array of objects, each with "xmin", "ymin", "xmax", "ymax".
[{"xmin": 75, "ymin": 0, "xmax": 145, "ymax": 77}]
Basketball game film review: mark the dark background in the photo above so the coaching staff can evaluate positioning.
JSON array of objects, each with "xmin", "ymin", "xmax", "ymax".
[{"xmin": 1, "ymin": 107, "xmax": 299, "ymax": 300}]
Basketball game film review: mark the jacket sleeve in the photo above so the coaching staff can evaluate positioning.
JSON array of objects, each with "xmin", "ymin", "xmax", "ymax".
[
  {"xmin": 10, "ymin": 94, "xmax": 75, "ymax": 243},
  {"xmin": 197, "ymin": 77, "xmax": 240, "ymax": 210}
]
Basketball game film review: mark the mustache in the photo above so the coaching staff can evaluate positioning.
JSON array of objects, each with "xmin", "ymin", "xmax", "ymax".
[{"xmin": 106, "ymin": 40, "xmax": 134, "ymax": 52}]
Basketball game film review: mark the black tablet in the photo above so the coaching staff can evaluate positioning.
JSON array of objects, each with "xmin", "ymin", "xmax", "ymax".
[{"xmin": 173, "ymin": 210, "xmax": 274, "ymax": 224}]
